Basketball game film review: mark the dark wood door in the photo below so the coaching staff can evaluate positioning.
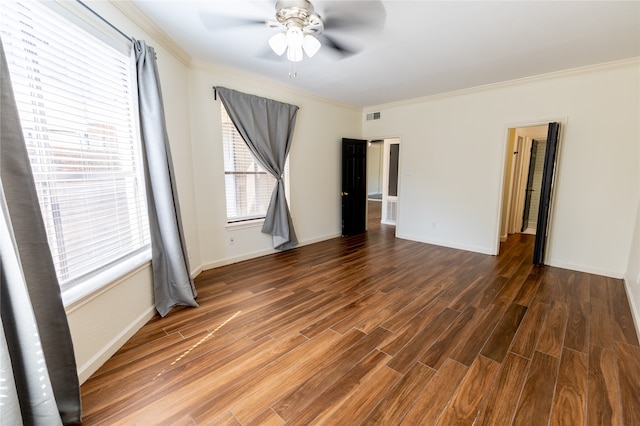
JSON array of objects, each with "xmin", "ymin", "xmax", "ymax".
[
  {"xmin": 533, "ymin": 123, "xmax": 560, "ymax": 265},
  {"xmin": 342, "ymin": 138, "xmax": 367, "ymax": 236}
]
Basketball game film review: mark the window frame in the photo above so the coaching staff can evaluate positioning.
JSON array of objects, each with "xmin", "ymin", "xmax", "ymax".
[
  {"xmin": 1, "ymin": 0, "xmax": 151, "ymax": 307},
  {"xmin": 221, "ymin": 104, "xmax": 290, "ymax": 225}
]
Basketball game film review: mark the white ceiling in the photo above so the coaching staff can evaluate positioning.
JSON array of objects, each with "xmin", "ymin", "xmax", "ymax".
[{"xmin": 129, "ymin": 0, "xmax": 640, "ymax": 107}]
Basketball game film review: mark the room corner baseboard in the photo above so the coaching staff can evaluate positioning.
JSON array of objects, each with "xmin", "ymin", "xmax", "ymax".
[
  {"xmin": 76, "ymin": 305, "xmax": 156, "ymax": 384},
  {"xmin": 623, "ymin": 275, "xmax": 640, "ymax": 342}
]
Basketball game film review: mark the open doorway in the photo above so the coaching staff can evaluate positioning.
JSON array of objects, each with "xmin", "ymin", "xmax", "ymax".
[
  {"xmin": 499, "ymin": 122, "xmax": 561, "ymax": 264},
  {"xmin": 367, "ymin": 138, "xmax": 400, "ymax": 228},
  {"xmin": 501, "ymin": 125, "xmax": 548, "ymax": 239}
]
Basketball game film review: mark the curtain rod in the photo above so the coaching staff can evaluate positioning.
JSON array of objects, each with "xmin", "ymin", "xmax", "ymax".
[{"xmin": 76, "ymin": 0, "xmax": 131, "ymax": 42}]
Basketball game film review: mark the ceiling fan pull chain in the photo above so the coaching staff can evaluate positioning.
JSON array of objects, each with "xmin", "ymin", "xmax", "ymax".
[{"xmin": 288, "ymin": 61, "xmax": 297, "ymax": 79}]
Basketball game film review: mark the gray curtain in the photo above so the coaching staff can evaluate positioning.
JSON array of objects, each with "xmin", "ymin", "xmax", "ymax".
[
  {"xmin": 216, "ymin": 87, "xmax": 299, "ymax": 250},
  {"xmin": 0, "ymin": 38, "xmax": 81, "ymax": 425},
  {"xmin": 132, "ymin": 40, "xmax": 198, "ymax": 317}
]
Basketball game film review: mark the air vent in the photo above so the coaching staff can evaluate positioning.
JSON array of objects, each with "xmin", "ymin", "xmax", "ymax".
[{"xmin": 366, "ymin": 112, "xmax": 381, "ymax": 121}]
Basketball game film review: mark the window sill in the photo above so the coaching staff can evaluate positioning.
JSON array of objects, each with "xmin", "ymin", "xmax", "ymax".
[
  {"xmin": 62, "ymin": 249, "xmax": 152, "ymax": 311},
  {"xmin": 225, "ymin": 219, "xmax": 265, "ymax": 230}
]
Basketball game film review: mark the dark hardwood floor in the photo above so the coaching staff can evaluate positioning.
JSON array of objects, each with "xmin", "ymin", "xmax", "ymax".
[{"xmin": 80, "ymin": 201, "xmax": 640, "ymax": 425}]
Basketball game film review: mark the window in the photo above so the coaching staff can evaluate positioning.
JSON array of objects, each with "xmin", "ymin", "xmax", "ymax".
[
  {"xmin": 221, "ymin": 105, "xmax": 279, "ymax": 223},
  {"xmin": 1, "ymin": 1, "xmax": 150, "ymax": 297}
]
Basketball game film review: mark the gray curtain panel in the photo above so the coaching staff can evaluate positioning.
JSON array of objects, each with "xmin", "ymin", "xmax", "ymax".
[
  {"xmin": 132, "ymin": 40, "xmax": 198, "ymax": 317},
  {"xmin": 0, "ymin": 38, "xmax": 81, "ymax": 425},
  {"xmin": 216, "ymin": 87, "xmax": 299, "ymax": 250}
]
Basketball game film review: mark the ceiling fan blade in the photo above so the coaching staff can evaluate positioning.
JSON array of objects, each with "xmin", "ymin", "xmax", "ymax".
[
  {"xmin": 199, "ymin": 10, "xmax": 268, "ymax": 31},
  {"xmin": 317, "ymin": 34, "xmax": 360, "ymax": 58},
  {"xmin": 321, "ymin": 0, "xmax": 386, "ymax": 35}
]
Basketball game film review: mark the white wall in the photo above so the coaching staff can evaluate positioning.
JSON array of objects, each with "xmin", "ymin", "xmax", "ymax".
[
  {"xmin": 363, "ymin": 60, "xmax": 639, "ymax": 279},
  {"xmin": 188, "ymin": 62, "xmax": 361, "ymax": 269}
]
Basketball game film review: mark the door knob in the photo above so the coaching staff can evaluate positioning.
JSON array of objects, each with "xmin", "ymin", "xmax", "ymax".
[{"xmin": 341, "ymin": 192, "xmax": 349, "ymax": 196}]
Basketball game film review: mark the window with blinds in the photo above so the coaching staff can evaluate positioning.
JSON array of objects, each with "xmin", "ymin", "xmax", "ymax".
[
  {"xmin": 221, "ymin": 106, "xmax": 278, "ymax": 223},
  {"xmin": 1, "ymin": 1, "xmax": 150, "ymax": 293}
]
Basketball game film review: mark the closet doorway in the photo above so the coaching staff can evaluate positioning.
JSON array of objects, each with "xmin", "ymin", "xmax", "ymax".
[{"xmin": 367, "ymin": 138, "xmax": 400, "ymax": 227}]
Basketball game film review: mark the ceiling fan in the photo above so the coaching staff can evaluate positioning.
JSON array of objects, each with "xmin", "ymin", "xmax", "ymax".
[{"xmin": 200, "ymin": 0, "xmax": 386, "ymax": 65}]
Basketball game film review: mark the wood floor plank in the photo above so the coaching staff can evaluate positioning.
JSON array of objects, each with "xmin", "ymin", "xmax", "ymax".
[
  {"xmin": 204, "ymin": 411, "xmax": 240, "ymax": 426},
  {"xmin": 512, "ymin": 351, "xmax": 560, "ymax": 426},
  {"xmin": 419, "ymin": 305, "xmax": 483, "ymax": 369},
  {"xmin": 510, "ymin": 301, "xmax": 549, "ymax": 359},
  {"xmin": 228, "ymin": 329, "xmax": 363, "ymax": 424},
  {"xmin": 380, "ymin": 283, "xmax": 445, "ymax": 331},
  {"xmin": 536, "ymin": 300, "xmax": 569, "ymax": 358},
  {"xmin": 272, "ymin": 327, "xmax": 390, "ymax": 421},
  {"xmin": 133, "ymin": 334, "xmax": 304, "ymax": 424},
  {"xmin": 450, "ymin": 303, "xmax": 508, "ymax": 366},
  {"xmin": 565, "ymin": 298, "xmax": 590, "ymax": 354},
  {"xmin": 549, "ymin": 348, "xmax": 587, "ymax": 426},
  {"xmin": 436, "ymin": 356, "xmax": 500, "ymax": 425},
  {"xmin": 472, "ymin": 276, "xmax": 509, "ymax": 309},
  {"xmin": 590, "ymin": 297, "xmax": 614, "ymax": 349},
  {"xmin": 614, "ymin": 341, "xmax": 640, "ymax": 424},
  {"xmin": 320, "ymin": 366, "xmax": 401, "ymax": 425},
  {"xmin": 245, "ymin": 409, "xmax": 283, "ymax": 426},
  {"xmin": 493, "ymin": 260, "xmax": 533, "ymax": 306},
  {"xmin": 588, "ymin": 345, "xmax": 622, "ymax": 426},
  {"xmin": 512, "ymin": 268, "xmax": 543, "ymax": 306},
  {"xmin": 378, "ymin": 298, "xmax": 449, "ymax": 356},
  {"xmin": 480, "ymin": 303, "xmax": 528, "ymax": 363},
  {"xmin": 386, "ymin": 307, "xmax": 461, "ymax": 373},
  {"xmin": 609, "ymin": 282, "xmax": 640, "ymax": 346},
  {"xmin": 299, "ymin": 290, "xmax": 385, "ymax": 338},
  {"xmin": 285, "ymin": 350, "xmax": 391, "ymax": 426},
  {"xmin": 361, "ymin": 362, "xmax": 436, "ymax": 425},
  {"xmin": 398, "ymin": 358, "xmax": 469, "ymax": 425},
  {"xmin": 476, "ymin": 352, "xmax": 531, "ymax": 426},
  {"xmin": 351, "ymin": 287, "xmax": 416, "ymax": 333}
]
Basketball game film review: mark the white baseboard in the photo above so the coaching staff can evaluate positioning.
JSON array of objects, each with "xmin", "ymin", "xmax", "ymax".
[
  {"xmin": 199, "ymin": 232, "xmax": 342, "ymax": 273},
  {"xmin": 77, "ymin": 305, "xmax": 156, "ymax": 384},
  {"xmin": 190, "ymin": 265, "xmax": 203, "ymax": 279},
  {"xmin": 545, "ymin": 260, "xmax": 624, "ymax": 279},
  {"xmin": 395, "ymin": 233, "xmax": 495, "ymax": 255},
  {"xmin": 624, "ymin": 274, "xmax": 640, "ymax": 341}
]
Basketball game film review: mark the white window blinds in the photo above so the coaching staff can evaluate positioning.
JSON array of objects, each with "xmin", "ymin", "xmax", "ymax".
[
  {"xmin": 1, "ymin": 1, "xmax": 150, "ymax": 292},
  {"xmin": 221, "ymin": 105, "xmax": 277, "ymax": 222}
]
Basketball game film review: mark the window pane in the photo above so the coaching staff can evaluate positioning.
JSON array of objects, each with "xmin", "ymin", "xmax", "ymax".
[
  {"xmin": 1, "ymin": 1, "xmax": 150, "ymax": 291},
  {"xmin": 221, "ymin": 105, "xmax": 276, "ymax": 222}
]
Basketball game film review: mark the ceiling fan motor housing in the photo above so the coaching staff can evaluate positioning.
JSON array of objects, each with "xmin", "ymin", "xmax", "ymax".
[{"xmin": 274, "ymin": 0, "xmax": 323, "ymax": 34}]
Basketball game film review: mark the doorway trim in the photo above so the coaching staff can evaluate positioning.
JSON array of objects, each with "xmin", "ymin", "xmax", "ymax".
[{"xmin": 494, "ymin": 117, "xmax": 567, "ymax": 258}]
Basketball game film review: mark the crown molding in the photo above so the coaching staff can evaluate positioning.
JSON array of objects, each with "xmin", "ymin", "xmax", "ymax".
[
  {"xmin": 108, "ymin": 0, "xmax": 191, "ymax": 66},
  {"xmin": 364, "ymin": 57, "xmax": 640, "ymax": 111}
]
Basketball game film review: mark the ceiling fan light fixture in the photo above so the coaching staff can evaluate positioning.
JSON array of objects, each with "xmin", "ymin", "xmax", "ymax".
[
  {"xmin": 287, "ymin": 45, "xmax": 303, "ymax": 62},
  {"xmin": 285, "ymin": 26, "xmax": 304, "ymax": 48},
  {"xmin": 303, "ymin": 34, "xmax": 321, "ymax": 57},
  {"xmin": 268, "ymin": 32, "xmax": 287, "ymax": 56}
]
